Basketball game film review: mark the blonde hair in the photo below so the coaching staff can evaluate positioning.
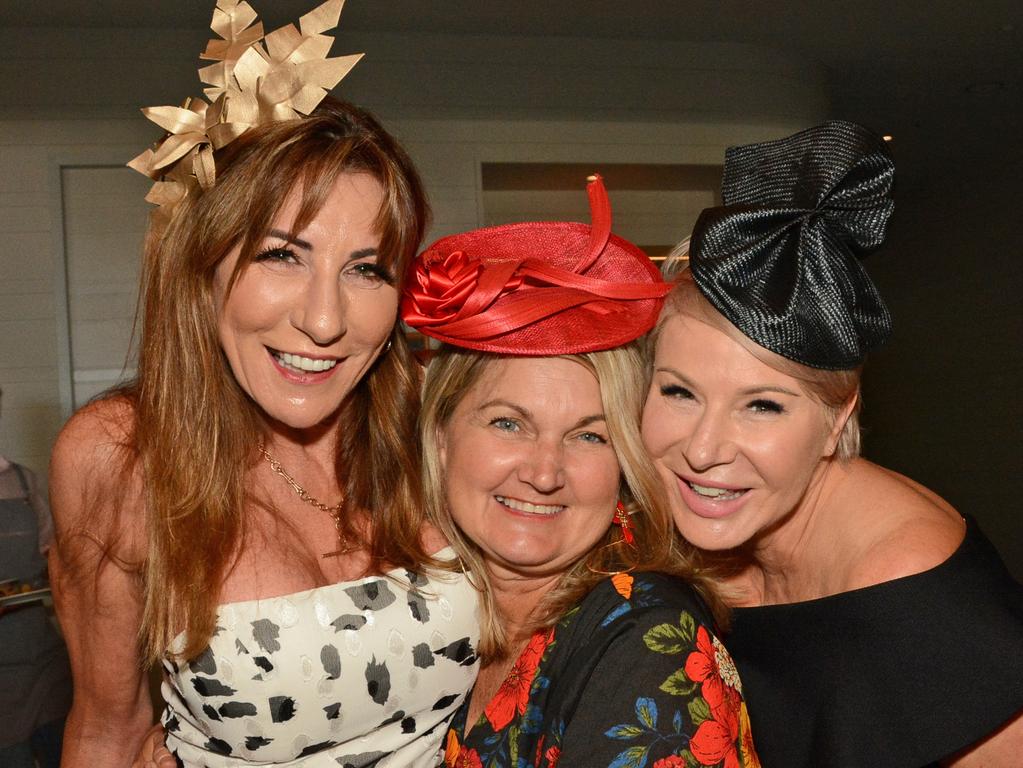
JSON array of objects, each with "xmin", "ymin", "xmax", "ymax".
[
  {"xmin": 88, "ymin": 98, "xmax": 431, "ymax": 663},
  {"xmin": 420, "ymin": 345, "xmax": 724, "ymax": 661},
  {"xmin": 655, "ymin": 243, "xmax": 862, "ymax": 459}
]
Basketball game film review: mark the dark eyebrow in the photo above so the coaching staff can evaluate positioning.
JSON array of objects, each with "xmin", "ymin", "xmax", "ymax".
[
  {"xmin": 268, "ymin": 229, "xmax": 312, "ymax": 251},
  {"xmin": 266, "ymin": 234, "xmax": 379, "ymax": 264},
  {"xmin": 655, "ymin": 366, "xmax": 800, "ymax": 398},
  {"xmin": 347, "ymin": 247, "xmax": 379, "ymax": 262}
]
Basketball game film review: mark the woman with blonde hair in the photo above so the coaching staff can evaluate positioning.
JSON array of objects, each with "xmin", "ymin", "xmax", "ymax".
[
  {"xmin": 643, "ymin": 121, "xmax": 1023, "ymax": 767},
  {"xmin": 50, "ymin": 3, "xmax": 479, "ymax": 766},
  {"xmin": 403, "ymin": 176, "xmax": 759, "ymax": 767}
]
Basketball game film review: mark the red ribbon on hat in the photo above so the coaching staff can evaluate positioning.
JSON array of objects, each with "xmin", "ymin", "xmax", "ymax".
[{"xmin": 402, "ymin": 175, "xmax": 669, "ymax": 342}]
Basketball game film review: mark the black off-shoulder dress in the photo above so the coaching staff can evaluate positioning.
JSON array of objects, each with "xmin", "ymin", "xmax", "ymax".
[{"xmin": 727, "ymin": 516, "xmax": 1023, "ymax": 768}]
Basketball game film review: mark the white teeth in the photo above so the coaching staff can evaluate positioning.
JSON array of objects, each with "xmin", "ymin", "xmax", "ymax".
[
  {"xmin": 689, "ymin": 482, "xmax": 744, "ymax": 500},
  {"xmin": 495, "ymin": 496, "xmax": 564, "ymax": 516},
  {"xmin": 275, "ymin": 351, "xmax": 338, "ymax": 373}
]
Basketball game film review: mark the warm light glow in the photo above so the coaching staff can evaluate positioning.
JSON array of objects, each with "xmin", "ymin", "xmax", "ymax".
[{"xmin": 882, "ymin": 135, "xmax": 893, "ymax": 142}]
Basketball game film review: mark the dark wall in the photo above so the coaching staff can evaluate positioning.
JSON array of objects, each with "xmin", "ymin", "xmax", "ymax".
[{"xmin": 837, "ymin": 81, "xmax": 1023, "ymax": 580}]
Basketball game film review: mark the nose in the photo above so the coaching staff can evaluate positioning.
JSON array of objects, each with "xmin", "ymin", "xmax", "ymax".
[
  {"xmin": 517, "ymin": 438, "xmax": 566, "ymax": 493},
  {"xmin": 293, "ymin": 272, "xmax": 347, "ymax": 345},
  {"xmin": 683, "ymin": 407, "xmax": 737, "ymax": 472}
]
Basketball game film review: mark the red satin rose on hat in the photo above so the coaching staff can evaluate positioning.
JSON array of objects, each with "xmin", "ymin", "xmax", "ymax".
[
  {"xmin": 404, "ymin": 250, "xmax": 489, "ymax": 325},
  {"xmin": 400, "ymin": 175, "xmax": 669, "ymax": 354}
]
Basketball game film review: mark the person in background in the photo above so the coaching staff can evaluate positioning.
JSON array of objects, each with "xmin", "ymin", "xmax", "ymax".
[
  {"xmin": 0, "ymin": 386, "xmax": 73, "ymax": 768},
  {"xmin": 49, "ymin": 3, "xmax": 479, "ymax": 767},
  {"xmin": 642, "ymin": 121, "xmax": 1023, "ymax": 767},
  {"xmin": 404, "ymin": 175, "xmax": 760, "ymax": 767}
]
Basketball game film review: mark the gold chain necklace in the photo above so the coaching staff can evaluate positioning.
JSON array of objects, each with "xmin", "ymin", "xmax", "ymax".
[{"xmin": 257, "ymin": 442, "xmax": 357, "ymax": 559}]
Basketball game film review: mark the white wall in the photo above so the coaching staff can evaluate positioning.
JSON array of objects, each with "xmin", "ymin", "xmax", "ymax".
[{"xmin": 0, "ymin": 26, "xmax": 829, "ymax": 482}]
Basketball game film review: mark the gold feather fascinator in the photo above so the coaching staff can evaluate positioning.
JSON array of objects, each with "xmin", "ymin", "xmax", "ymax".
[{"xmin": 128, "ymin": 0, "xmax": 362, "ymax": 226}]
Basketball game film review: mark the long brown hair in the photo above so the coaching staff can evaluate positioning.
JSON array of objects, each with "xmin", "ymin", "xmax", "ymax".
[
  {"xmin": 420, "ymin": 345, "xmax": 725, "ymax": 661},
  {"xmin": 108, "ymin": 98, "xmax": 431, "ymax": 663}
]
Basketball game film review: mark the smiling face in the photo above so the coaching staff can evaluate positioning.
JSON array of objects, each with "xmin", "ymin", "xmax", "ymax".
[
  {"xmin": 438, "ymin": 356, "xmax": 621, "ymax": 581},
  {"xmin": 641, "ymin": 312, "xmax": 848, "ymax": 552},
  {"xmin": 213, "ymin": 172, "xmax": 397, "ymax": 430}
]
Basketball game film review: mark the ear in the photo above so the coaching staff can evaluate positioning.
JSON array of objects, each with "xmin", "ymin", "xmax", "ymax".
[
  {"xmin": 436, "ymin": 424, "xmax": 448, "ymax": 471},
  {"xmin": 823, "ymin": 392, "xmax": 859, "ymax": 458}
]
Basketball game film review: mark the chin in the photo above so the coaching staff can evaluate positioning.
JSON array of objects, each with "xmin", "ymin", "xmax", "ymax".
[
  {"xmin": 673, "ymin": 512, "xmax": 748, "ymax": 552},
  {"xmin": 257, "ymin": 401, "xmax": 346, "ymax": 432}
]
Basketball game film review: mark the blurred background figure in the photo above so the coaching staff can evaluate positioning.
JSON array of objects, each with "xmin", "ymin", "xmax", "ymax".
[{"xmin": 0, "ymin": 386, "xmax": 72, "ymax": 768}]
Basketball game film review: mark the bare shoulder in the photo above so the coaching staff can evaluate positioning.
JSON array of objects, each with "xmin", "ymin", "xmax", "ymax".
[
  {"xmin": 50, "ymin": 396, "xmax": 145, "ymax": 556},
  {"xmin": 419, "ymin": 520, "xmax": 450, "ymax": 556},
  {"xmin": 51, "ymin": 397, "xmax": 135, "ymax": 477},
  {"xmin": 839, "ymin": 460, "xmax": 965, "ymax": 589}
]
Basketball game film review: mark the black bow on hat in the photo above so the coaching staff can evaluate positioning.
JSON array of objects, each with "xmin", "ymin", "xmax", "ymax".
[{"xmin": 689, "ymin": 120, "xmax": 895, "ymax": 370}]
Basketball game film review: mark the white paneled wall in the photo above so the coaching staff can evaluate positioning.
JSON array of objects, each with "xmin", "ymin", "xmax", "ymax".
[
  {"xmin": 0, "ymin": 26, "xmax": 828, "ymax": 483},
  {"xmin": 62, "ymin": 166, "xmax": 149, "ymax": 406}
]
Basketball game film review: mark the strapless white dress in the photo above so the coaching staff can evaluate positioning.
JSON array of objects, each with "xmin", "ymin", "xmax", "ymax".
[{"xmin": 162, "ymin": 551, "xmax": 480, "ymax": 766}]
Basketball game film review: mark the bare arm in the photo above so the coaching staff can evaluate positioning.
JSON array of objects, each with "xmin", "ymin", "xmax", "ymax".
[
  {"xmin": 131, "ymin": 723, "xmax": 177, "ymax": 768},
  {"xmin": 49, "ymin": 402, "xmax": 154, "ymax": 767}
]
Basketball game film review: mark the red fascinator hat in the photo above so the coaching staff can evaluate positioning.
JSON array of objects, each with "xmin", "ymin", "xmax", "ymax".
[{"xmin": 401, "ymin": 175, "xmax": 669, "ymax": 355}]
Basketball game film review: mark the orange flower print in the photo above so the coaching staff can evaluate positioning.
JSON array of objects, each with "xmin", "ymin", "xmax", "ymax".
[
  {"xmin": 545, "ymin": 744, "xmax": 561, "ymax": 766},
  {"xmin": 684, "ymin": 626, "xmax": 746, "ymax": 767},
  {"xmin": 444, "ymin": 730, "xmax": 483, "ymax": 768},
  {"xmin": 612, "ymin": 572, "xmax": 634, "ymax": 599},
  {"xmin": 484, "ymin": 629, "xmax": 552, "ymax": 731}
]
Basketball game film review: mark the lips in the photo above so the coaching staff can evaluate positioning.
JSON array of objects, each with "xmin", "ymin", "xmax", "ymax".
[
  {"xmin": 495, "ymin": 495, "xmax": 565, "ymax": 517},
  {"xmin": 687, "ymin": 481, "xmax": 746, "ymax": 501},
  {"xmin": 267, "ymin": 347, "xmax": 343, "ymax": 381},
  {"xmin": 676, "ymin": 475, "xmax": 750, "ymax": 519}
]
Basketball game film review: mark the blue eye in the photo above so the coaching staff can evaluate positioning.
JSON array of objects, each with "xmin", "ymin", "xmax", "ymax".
[
  {"xmin": 577, "ymin": 431, "xmax": 608, "ymax": 445},
  {"xmin": 489, "ymin": 417, "xmax": 519, "ymax": 432},
  {"xmin": 749, "ymin": 398, "xmax": 785, "ymax": 414}
]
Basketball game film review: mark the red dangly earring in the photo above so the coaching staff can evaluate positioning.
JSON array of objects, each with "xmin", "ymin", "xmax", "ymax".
[{"xmin": 614, "ymin": 501, "xmax": 635, "ymax": 547}]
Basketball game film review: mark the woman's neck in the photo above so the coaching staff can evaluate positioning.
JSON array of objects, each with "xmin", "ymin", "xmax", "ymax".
[
  {"xmin": 487, "ymin": 568, "xmax": 561, "ymax": 645},
  {"xmin": 719, "ymin": 458, "xmax": 854, "ymax": 606}
]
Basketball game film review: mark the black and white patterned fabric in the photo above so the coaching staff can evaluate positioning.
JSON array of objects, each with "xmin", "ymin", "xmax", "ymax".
[{"xmin": 162, "ymin": 550, "xmax": 480, "ymax": 767}]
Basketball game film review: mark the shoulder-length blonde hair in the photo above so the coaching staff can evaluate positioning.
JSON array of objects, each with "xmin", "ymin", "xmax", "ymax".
[
  {"xmin": 99, "ymin": 98, "xmax": 430, "ymax": 663},
  {"xmin": 420, "ymin": 344, "xmax": 725, "ymax": 662},
  {"xmin": 656, "ymin": 242, "xmax": 862, "ymax": 459}
]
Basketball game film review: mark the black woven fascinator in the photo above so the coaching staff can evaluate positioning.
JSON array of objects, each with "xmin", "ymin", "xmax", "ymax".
[{"xmin": 689, "ymin": 120, "xmax": 895, "ymax": 369}]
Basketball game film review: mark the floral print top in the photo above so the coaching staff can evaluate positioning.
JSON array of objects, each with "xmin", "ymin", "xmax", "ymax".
[{"xmin": 444, "ymin": 572, "xmax": 759, "ymax": 768}]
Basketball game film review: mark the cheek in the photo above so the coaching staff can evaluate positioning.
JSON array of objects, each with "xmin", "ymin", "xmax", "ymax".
[
  {"xmin": 567, "ymin": 450, "xmax": 621, "ymax": 515},
  {"xmin": 346, "ymin": 288, "xmax": 399, "ymax": 341},
  {"xmin": 641, "ymin": 399, "xmax": 684, "ymax": 457},
  {"xmin": 218, "ymin": 277, "xmax": 288, "ymax": 340},
  {"xmin": 753, "ymin": 424, "xmax": 830, "ymax": 491},
  {"xmin": 443, "ymin": 431, "xmax": 517, "ymax": 501}
]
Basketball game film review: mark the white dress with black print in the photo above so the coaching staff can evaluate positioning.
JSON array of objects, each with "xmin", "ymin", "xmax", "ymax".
[{"xmin": 162, "ymin": 551, "xmax": 480, "ymax": 767}]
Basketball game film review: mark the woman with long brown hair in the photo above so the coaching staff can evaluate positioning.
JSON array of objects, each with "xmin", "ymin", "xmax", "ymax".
[{"xmin": 49, "ymin": 4, "xmax": 479, "ymax": 767}]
